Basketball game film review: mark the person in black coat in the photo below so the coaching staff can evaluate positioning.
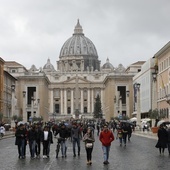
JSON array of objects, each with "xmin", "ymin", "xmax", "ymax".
[
  {"xmin": 122, "ymin": 123, "xmax": 128, "ymax": 146},
  {"xmin": 41, "ymin": 126, "xmax": 53, "ymax": 158},
  {"xmin": 35, "ymin": 124, "xmax": 43, "ymax": 158},
  {"xmin": 155, "ymin": 124, "xmax": 168, "ymax": 155},
  {"xmin": 27, "ymin": 125, "xmax": 37, "ymax": 159},
  {"xmin": 56, "ymin": 123, "xmax": 69, "ymax": 157},
  {"xmin": 127, "ymin": 124, "xmax": 132, "ymax": 141},
  {"xmin": 167, "ymin": 126, "xmax": 170, "ymax": 155},
  {"xmin": 15, "ymin": 124, "xmax": 27, "ymax": 159}
]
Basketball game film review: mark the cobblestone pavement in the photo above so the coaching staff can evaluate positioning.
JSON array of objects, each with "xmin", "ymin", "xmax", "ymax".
[{"xmin": 0, "ymin": 131, "xmax": 170, "ymax": 170}]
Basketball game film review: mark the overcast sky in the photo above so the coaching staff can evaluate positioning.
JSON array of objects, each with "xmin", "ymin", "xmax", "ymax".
[{"xmin": 0, "ymin": 0, "xmax": 170, "ymax": 69}]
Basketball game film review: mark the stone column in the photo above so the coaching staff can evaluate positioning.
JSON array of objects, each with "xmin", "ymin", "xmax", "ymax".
[
  {"xmin": 49, "ymin": 90, "xmax": 53, "ymax": 114},
  {"xmin": 60, "ymin": 89, "xmax": 63, "ymax": 115},
  {"xmin": 81, "ymin": 89, "xmax": 84, "ymax": 113},
  {"xmin": 37, "ymin": 99, "xmax": 40, "ymax": 118},
  {"xmin": 91, "ymin": 89, "xmax": 94, "ymax": 113},
  {"xmin": 71, "ymin": 89, "xmax": 74, "ymax": 115},
  {"xmin": 64, "ymin": 89, "xmax": 67, "ymax": 115},
  {"xmin": 119, "ymin": 96, "xmax": 122, "ymax": 116},
  {"xmin": 87, "ymin": 89, "xmax": 91, "ymax": 113},
  {"xmin": 101, "ymin": 89, "xmax": 104, "ymax": 117},
  {"xmin": 11, "ymin": 89, "xmax": 15, "ymax": 118},
  {"xmin": 31, "ymin": 97, "xmax": 34, "ymax": 118}
]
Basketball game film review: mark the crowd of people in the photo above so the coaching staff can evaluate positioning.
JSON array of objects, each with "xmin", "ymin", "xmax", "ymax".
[{"xmin": 14, "ymin": 119, "xmax": 135, "ymax": 165}]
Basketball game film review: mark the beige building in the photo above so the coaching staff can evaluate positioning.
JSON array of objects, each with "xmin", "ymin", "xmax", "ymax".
[
  {"xmin": 0, "ymin": 58, "xmax": 17, "ymax": 123},
  {"xmin": 155, "ymin": 41, "xmax": 170, "ymax": 121},
  {"xmin": 3, "ymin": 20, "xmax": 142, "ymax": 123},
  {"xmin": 0, "ymin": 57, "xmax": 5, "ymax": 115}
]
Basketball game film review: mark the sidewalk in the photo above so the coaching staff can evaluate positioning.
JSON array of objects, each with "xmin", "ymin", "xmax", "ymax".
[
  {"xmin": 133, "ymin": 130, "xmax": 157, "ymax": 140},
  {"xmin": 1, "ymin": 131, "xmax": 15, "ymax": 139}
]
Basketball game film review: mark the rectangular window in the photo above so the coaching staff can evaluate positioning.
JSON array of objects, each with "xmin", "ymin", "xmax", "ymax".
[
  {"xmin": 55, "ymin": 104, "xmax": 60, "ymax": 114},
  {"xmin": 27, "ymin": 87, "xmax": 36, "ymax": 105}
]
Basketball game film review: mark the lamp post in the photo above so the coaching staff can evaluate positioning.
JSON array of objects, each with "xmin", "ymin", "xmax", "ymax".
[
  {"xmin": 126, "ymin": 90, "xmax": 130, "ymax": 118},
  {"xmin": 22, "ymin": 91, "xmax": 26, "ymax": 122},
  {"xmin": 135, "ymin": 83, "xmax": 141, "ymax": 128},
  {"xmin": 11, "ymin": 84, "xmax": 15, "ymax": 128},
  {"xmin": 37, "ymin": 99, "xmax": 40, "ymax": 117},
  {"xmin": 11, "ymin": 85, "xmax": 15, "ymax": 118},
  {"xmin": 119, "ymin": 95, "xmax": 122, "ymax": 119},
  {"xmin": 31, "ymin": 96, "xmax": 35, "ymax": 120},
  {"xmin": 152, "ymin": 72, "xmax": 157, "ymax": 110}
]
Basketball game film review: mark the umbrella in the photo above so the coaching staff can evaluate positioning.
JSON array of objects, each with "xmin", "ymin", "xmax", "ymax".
[
  {"xmin": 160, "ymin": 121, "xmax": 170, "ymax": 127},
  {"xmin": 17, "ymin": 121, "xmax": 25, "ymax": 126},
  {"xmin": 120, "ymin": 120, "xmax": 134, "ymax": 126},
  {"xmin": 141, "ymin": 118, "xmax": 151, "ymax": 122},
  {"xmin": 157, "ymin": 120, "xmax": 170, "ymax": 127},
  {"xmin": 130, "ymin": 117, "xmax": 137, "ymax": 122}
]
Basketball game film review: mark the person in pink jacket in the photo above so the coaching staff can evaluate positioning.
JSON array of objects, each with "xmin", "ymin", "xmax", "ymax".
[{"xmin": 99, "ymin": 124, "xmax": 114, "ymax": 165}]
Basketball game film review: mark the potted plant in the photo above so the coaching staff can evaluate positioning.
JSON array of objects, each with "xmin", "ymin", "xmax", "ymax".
[
  {"xmin": 149, "ymin": 109, "xmax": 160, "ymax": 133},
  {"xmin": 149, "ymin": 109, "xmax": 166, "ymax": 133}
]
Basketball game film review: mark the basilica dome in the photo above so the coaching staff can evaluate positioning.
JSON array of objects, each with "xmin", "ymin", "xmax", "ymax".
[{"xmin": 58, "ymin": 20, "xmax": 100, "ymax": 72}]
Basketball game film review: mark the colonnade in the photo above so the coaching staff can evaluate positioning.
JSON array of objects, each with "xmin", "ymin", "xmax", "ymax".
[{"xmin": 51, "ymin": 88, "xmax": 103, "ymax": 115}]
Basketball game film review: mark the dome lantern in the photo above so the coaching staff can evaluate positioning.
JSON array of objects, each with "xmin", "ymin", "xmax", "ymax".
[{"xmin": 73, "ymin": 19, "xmax": 84, "ymax": 35}]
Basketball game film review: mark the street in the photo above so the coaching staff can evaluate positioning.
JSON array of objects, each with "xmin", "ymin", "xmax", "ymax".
[{"xmin": 0, "ymin": 131, "xmax": 170, "ymax": 170}]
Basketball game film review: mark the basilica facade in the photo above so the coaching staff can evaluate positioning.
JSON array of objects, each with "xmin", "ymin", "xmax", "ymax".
[{"xmin": 4, "ymin": 20, "xmax": 142, "ymax": 122}]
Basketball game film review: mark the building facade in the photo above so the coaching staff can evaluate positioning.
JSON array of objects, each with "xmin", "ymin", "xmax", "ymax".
[
  {"xmin": 155, "ymin": 41, "xmax": 170, "ymax": 121},
  {"xmin": 3, "ymin": 20, "xmax": 141, "ymax": 123},
  {"xmin": 0, "ymin": 57, "xmax": 4, "ymax": 115}
]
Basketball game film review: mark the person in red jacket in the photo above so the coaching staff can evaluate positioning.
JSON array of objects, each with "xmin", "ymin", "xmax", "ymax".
[{"xmin": 99, "ymin": 124, "xmax": 114, "ymax": 165}]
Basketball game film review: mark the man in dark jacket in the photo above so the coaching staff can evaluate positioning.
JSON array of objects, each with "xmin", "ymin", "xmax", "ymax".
[
  {"xmin": 27, "ymin": 125, "xmax": 37, "ymax": 159},
  {"xmin": 15, "ymin": 124, "xmax": 27, "ymax": 159},
  {"xmin": 71, "ymin": 123, "xmax": 81, "ymax": 157},
  {"xmin": 56, "ymin": 123, "xmax": 69, "ymax": 157},
  {"xmin": 35, "ymin": 123, "xmax": 43, "ymax": 158}
]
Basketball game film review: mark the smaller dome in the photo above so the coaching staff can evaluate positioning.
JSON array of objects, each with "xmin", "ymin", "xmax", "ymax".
[
  {"xmin": 102, "ymin": 58, "xmax": 114, "ymax": 69},
  {"xmin": 29, "ymin": 65, "xmax": 38, "ymax": 72},
  {"xmin": 115, "ymin": 64, "xmax": 126, "ymax": 73},
  {"xmin": 43, "ymin": 58, "xmax": 55, "ymax": 71}
]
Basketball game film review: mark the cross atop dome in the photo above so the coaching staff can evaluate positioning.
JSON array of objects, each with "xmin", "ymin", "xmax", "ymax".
[{"xmin": 73, "ymin": 19, "xmax": 84, "ymax": 35}]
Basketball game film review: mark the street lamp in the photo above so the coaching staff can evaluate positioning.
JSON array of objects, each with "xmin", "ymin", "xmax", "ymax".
[
  {"xmin": 114, "ymin": 96, "xmax": 116, "ymax": 103},
  {"xmin": 22, "ymin": 91, "xmax": 26, "ymax": 122},
  {"xmin": 11, "ymin": 84, "xmax": 15, "ymax": 117},
  {"xmin": 152, "ymin": 72, "xmax": 157, "ymax": 82},
  {"xmin": 119, "ymin": 95, "xmax": 122, "ymax": 118},
  {"xmin": 22, "ymin": 91, "xmax": 26, "ymax": 97},
  {"xmin": 135, "ymin": 83, "xmax": 141, "ymax": 128},
  {"xmin": 11, "ymin": 85, "xmax": 15, "ymax": 128},
  {"xmin": 11, "ymin": 84, "xmax": 15, "ymax": 91},
  {"xmin": 126, "ymin": 90, "xmax": 130, "ymax": 97},
  {"xmin": 31, "ymin": 96, "xmax": 35, "ymax": 120},
  {"xmin": 135, "ymin": 83, "xmax": 140, "ymax": 90},
  {"xmin": 126, "ymin": 90, "xmax": 130, "ymax": 117}
]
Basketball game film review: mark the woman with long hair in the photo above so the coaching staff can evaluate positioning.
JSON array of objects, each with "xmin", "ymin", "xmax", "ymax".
[{"xmin": 83, "ymin": 127, "xmax": 95, "ymax": 165}]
